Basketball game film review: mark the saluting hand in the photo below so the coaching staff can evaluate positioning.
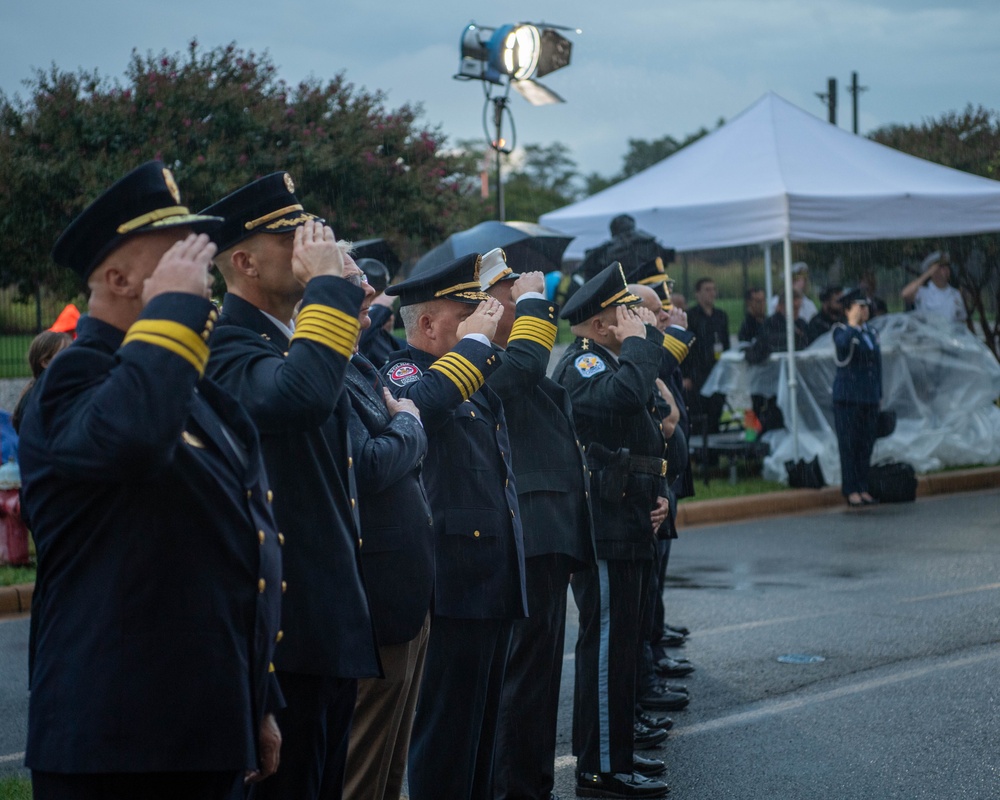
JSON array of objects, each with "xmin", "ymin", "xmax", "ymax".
[
  {"xmin": 510, "ymin": 271, "xmax": 545, "ymax": 301},
  {"xmin": 383, "ymin": 387, "xmax": 421, "ymax": 421},
  {"xmin": 291, "ymin": 220, "xmax": 344, "ymax": 285},
  {"xmin": 142, "ymin": 233, "xmax": 216, "ymax": 305},
  {"xmin": 666, "ymin": 306, "xmax": 688, "ymax": 329},
  {"xmin": 634, "ymin": 306, "xmax": 659, "ymax": 328},
  {"xmin": 457, "ymin": 298, "xmax": 503, "ymax": 340},
  {"xmin": 607, "ymin": 306, "xmax": 647, "ymax": 345}
]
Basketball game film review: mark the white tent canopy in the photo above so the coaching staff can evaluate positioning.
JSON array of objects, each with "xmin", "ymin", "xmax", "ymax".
[
  {"xmin": 541, "ymin": 92, "xmax": 1000, "ymax": 463},
  {"xmin": 542, "ymin": 92, "xmax": 1000, "ymax": 259}
]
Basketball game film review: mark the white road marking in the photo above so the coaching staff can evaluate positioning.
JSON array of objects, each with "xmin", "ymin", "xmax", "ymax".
[
  {"xmin": 671, "ymin": 650, "xmax": 1000, "ymax": 737},
  {"xmin": 0, "ymin": 751, "xmax": 25, "ymax": 764},
  {"xmin": 900, "ymin": 582, "xmax": 1000, "ymax": 603}
]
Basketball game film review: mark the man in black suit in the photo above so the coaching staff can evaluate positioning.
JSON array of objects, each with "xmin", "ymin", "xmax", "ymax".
[
  {"xmin": 381, "ymin": 254, "xmax": 528, "ymax": 800},
  {"xmin": 202, "ymin": 174, "xmax": 380, "ymax": 800},
  {"xmin": 475, "ymin": 249, "xmax": 595, "ymax": 800},
  {"xmin": 19, "ymin": 162, "xmax": 284, "ymax": 800},
  {"xmin": 340, "ymin": 255, "xmax": 433, "ymax": 800}
]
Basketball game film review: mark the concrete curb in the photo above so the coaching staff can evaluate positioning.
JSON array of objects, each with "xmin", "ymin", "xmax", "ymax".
[
  {"xmin": 673, "ymin": 465, "xmax": 1000, "ymax": 529},
  {"xmin": 1, "ymin": 467, "xmax": 997, "ymax": 616}
]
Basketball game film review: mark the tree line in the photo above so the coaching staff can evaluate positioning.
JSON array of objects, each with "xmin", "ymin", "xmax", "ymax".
[{"xmin": 1, "ymin": 41, "xmax": 997, "ymax": 355}]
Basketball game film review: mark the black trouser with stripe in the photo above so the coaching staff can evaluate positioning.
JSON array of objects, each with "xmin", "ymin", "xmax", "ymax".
[{"xmin": 572, "ymin": 558, "xmax": 653, "ymax": 775}]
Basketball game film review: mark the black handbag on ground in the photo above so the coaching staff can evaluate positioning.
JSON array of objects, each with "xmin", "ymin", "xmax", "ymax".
[
  {"xmin": 786, "ymin": 456, "xmax": 826, "ymax": 489},
  {"xmin": 868, "ymin": 461, "xmax": 917, "ymax": 502}
]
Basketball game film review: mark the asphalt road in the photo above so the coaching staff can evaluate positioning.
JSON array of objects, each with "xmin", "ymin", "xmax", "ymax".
[{"xmin": 3, "ymin": 488, "xmax": 1000, "ymax": 798}]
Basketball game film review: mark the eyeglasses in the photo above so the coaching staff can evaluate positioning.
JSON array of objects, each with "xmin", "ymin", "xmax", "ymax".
[{"xmin": 344, "ymin": 272, "xmax": 369, "ymax": 288}]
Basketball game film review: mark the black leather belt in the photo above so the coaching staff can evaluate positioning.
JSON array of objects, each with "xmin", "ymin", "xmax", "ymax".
[{"xmin": 629, "ymin": 456, "xmax": 668, "ymax": 477}]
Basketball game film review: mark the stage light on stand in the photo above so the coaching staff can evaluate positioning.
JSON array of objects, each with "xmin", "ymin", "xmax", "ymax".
[{"xmin": 455, "ymin": 21, "xmax": 577, "ymax": 219}]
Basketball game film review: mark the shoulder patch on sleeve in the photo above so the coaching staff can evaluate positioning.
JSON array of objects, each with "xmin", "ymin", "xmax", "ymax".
[
  {"xmin": 387, "ymin": 361, "xmax": 422, "ymax": 387},
  {"xmin": 575, "ymin": 354, "xmax": 607, "ymax": 378}
]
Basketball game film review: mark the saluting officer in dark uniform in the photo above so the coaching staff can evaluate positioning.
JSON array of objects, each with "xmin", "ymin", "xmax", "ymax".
[
  {"xmin": 474, "ymin": 249, "xmax": 596, "ymax": 800},
  {"xmin": 19, "ymin": 162, "xmax": 284, "ymax": 800},
  {"xmin": 552, "ymin": 263, "xmax": 694, "ymax": 800},
  {"xmin": 201, "ymin": 175, "xmax": 379, "ymax": 800},
  {"xmin": 380, "ymin": 254, "xmax": 528, "ymax": 800},
  {"xmin": 340, "ymin": 254, "xmax": 434, "ymax": 800}
]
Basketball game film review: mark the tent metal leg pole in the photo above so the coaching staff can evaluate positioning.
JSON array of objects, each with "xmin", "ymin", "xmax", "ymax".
[
  {"xmin": 783, "ymin": 236, "xmax": 800, "ymax": 462},
  {"xmin": 763, "ymin": 244, "xmax": 773, "ymax": 306}
]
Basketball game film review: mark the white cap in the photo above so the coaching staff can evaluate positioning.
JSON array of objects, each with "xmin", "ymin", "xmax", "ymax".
[
  {"xmin": 791, "ymin": 261, "xmax": 809, "ymax": 275},
  {"xmin": 921, "ymin": 250, "xmax": 948, "ymax": 271},
  {"xmin": 478, "ymin": 247, "xmax": 519, "ymax": 289}
]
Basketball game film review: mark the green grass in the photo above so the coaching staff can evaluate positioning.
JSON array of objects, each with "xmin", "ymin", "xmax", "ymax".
[
  {"xmin": 680, "ymin": 459, "xmax": 787, "ymax": 502},
  {"xmin": 0, "ymin": 564, "xmax": 35, "ymax": 587},
  {"xmin": 0, "ymin": 775, "xmax": 30, "ymax": 800},
  {"xmin": 0, "ymin": 334, "xmax": 34, "ymax": 379}
]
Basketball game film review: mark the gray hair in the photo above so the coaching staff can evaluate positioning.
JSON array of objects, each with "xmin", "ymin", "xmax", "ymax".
[{"xmin": 400, "ymin": 302, "xmax": 432, "ymax": 337}]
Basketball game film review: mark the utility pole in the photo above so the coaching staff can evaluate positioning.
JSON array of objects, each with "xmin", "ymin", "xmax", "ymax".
[
  {"xmin": 846, "ymin": 71, "xmax": 868, "ymax": 134},
  {"xmin": 816, "ymin": 77, "xmax": 837, "ymax": 125}
]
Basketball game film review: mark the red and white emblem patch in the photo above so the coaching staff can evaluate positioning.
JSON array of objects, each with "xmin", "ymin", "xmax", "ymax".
[{"xmin": 388, "ymin": 362, "xmax": 421, "ymax": 386}]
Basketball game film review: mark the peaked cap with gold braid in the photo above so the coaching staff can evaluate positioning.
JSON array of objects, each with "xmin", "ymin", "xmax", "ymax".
[
  {"xmin": 200, "ymin": 171, "xmax": 322, "ymax": 252},
  {"xmin": 52, "ymin": 161, "xmax": 223, "ymax": 279},
  {"xmin": 386, "ymin": 252, "xmax": 491, "ymax": 307},
  {"xmin": 559, "ymin": 261, "xmax": 640, "ymax": 325}
]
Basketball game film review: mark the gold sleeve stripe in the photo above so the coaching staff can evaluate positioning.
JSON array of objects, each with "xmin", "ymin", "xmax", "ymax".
[
  {"xmin": 509, "ymin": 317, "xmax": 557, "ymax": 350},
  {"xmin": 430, "ymin": 359, "xmax": 475, "ymax": 400},
  {"xmin": 662, "ymin": 335, "xmax": 689, "ymax": 362},
  {"xmin": 435, "ymin": 354, "xmax": 480, "ymax": 395},
  {"xmin": 441, "ymin": 352, "xmax": 485, "ymax": 388},
  {"xmin": 292, "ymin": 304, "xmax": 360, "ymax": 358},
  {"xmin": 123, "ymin": 319, "xmax": 210, "ymax": 375},
  {"xmin": 428, "ymin": 352, "xmax": 486, "ymax": 400}
]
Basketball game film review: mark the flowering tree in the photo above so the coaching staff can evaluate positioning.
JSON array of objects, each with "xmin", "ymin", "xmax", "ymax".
[{"xmin": 0, "ymin": 40, "xmax": 488, "ymax": 297}]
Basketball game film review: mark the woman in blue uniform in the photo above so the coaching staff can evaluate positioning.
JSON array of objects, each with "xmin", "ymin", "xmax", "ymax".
[{"xmin": 832, "ymin": 288, "xmax": 882, "ymax": 507}]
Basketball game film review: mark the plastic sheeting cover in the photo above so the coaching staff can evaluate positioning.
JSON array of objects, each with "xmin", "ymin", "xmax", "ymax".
[{"xmin": 700, "ymin": 313, "xmax": 1000, "ymax": 485}]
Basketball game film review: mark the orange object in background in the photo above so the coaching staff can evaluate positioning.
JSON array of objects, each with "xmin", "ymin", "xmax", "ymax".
[
  {"xmin": 49, "ymin": 303, "xmax": 80, "ymax": 336},
  {"xmin": 743, "ymin": 409, "xmax": 763, "ymax": 441}
]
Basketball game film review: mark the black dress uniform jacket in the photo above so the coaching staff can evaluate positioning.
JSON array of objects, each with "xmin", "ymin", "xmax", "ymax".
[
  {"xmin": 487, "ymin": 297, "xmax": 595, "ymax": 566},
  {"xmin": 553, "ymin": 326, "xmax": 693, "ymax": 561},
  {"xmin": 206, "ymin": 277, "xmax": 380, "ymax": 678},
  {"xmin": 344, "ymin": 357, "xmax": 434, "ymax": 645},
  {"xmin": 19, "ymin": 295, "xmax": 283, "ymax": 773},
  {"xmin": 382, "ymin": 338, "xmax": 528, "ymax": 619}
]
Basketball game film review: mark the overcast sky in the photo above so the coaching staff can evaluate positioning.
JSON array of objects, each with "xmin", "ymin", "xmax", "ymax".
[{"xmin": 3, "ymin": 0, "xmax": 998, "ymax": 179}]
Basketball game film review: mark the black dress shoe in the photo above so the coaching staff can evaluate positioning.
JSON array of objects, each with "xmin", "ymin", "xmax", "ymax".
[
  {"xmin": 576, "ymin": 771, "xmax": 670, "ymax": 798},
  {"xmin": 633, "ymin": 720, "xmax": 668, "ymax": 749},
  {"xmin": 633, "ymin": 754, "xmax": 667, "ymax": 777},
  {"xmin": 664, "ymin": 623, "xmax": 690, "ymax": 636},
  {"xmin": 654, "ymin": 656, "xmax": 695, "ymax": 678},
  {"xmin": 659, "ymin": 631, "xmax": 686, "ymax": 648},
  {"xmin": 636, "ymin": 710, "xmax": 673, "ymax": 730},
  {"xmin": 655, "ymin": 680, "xmax": 688, "ymax": 694},
  {"xmin": 638, "ymin": 685, "xmax": 690, "ymax": 711}
]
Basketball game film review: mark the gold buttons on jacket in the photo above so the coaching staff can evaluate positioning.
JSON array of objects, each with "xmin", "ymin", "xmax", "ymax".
[
  {"xmin": 275, "ymin": 630, "xmax": 284, "ymax": 643},
  {"xmin": 258, "ymin": 579, "xmax": 266, "ymax": 593},
  {"xmin": 348, "ymin": 457, "xmax": 354, "ymax": 468},
  {"xmin": 267, "ymin": 490, "xmax": 273, "ymax": 503},
  {"xmin": 247, "ymin": 490, "xmax": 252, "ymax": 499},
  {"xmin": 470, "ymin": 411, "xmax": 476, "ymax": 418},
  {"xmin": 281, "ymin": 581, "xmax": 287, "ymax": 594},
  {"xmin": 350, "ymin": 498, "xmax": 356, "ymax": 509},
  {"xmin": 258, "ymin": 530, "xmax": 265, "ymax": 545},
  {"xmin": 473, "ymin": 530, "xmax": 481, "ymax": 538},
  {"xmin": 278, "ymin": 533, "xmax": 285, "ymax": 546}
]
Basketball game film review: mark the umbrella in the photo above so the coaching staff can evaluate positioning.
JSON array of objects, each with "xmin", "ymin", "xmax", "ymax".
[
  {"xmin": 351, "ymin": 238, "xmax": 402, "ymax": 277},
  {"xmin": 412, "ymin": 221, "xmax": 573, "ymax": 276}
]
